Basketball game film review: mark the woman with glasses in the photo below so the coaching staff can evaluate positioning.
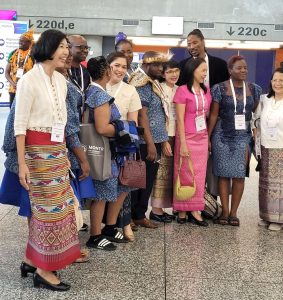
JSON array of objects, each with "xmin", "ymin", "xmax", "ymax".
[
  {"xmin": 150, "ymin": 60, "xmax": 180, "ymax": 223},
  {"xmin": 253, "ymin": 67, "xmax": 283, "ymax": 231},
  {"xmin": 208, "ymin": 55, "xmax": 262, "ymax": 226}
]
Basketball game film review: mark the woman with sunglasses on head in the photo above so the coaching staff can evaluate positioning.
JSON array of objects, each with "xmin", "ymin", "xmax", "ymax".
[
  {"xmin": 14, "ymin": 29, "xmax": 81, "ymax": 291},
  {"xmin": 253, "ymin": 67, "xmax": 283, "ymax": 231},
  {"xmin": 150, "ymin": 60, "xmax": 180, "ymax": 223}
]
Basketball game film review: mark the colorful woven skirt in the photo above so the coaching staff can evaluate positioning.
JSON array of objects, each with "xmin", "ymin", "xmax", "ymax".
[
  {"xmin": 151, "ymin": 137, "xmax": 174, "ymax": 208},
  {"xmin": 25, "ymin": 131, "xmax": 80, "ymax": 271},
  {"xmin": 259, "ymin": 146, "xmax": 283, "ymax": 223}
]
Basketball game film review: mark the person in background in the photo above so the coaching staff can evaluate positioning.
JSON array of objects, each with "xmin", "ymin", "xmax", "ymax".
[
  {"xmin": 173, "ymin": 58, "xmax": 211, "ymax": 226},
  {"xmin": 129, "ymin": 51, "xmax": 170, "ymax": 229},
  {"xmin": 5, "ymin": 29, "xmax": 34, "ymax": 108},
  {"xmin": 106, "ymin": 52, "xmax": 142, "ymax": 241},
  {"xmin": 68, "ymin": 35, "xmax": 91, "ymax": 93},
  {"xmin": 208, "ymin": 55, "xmax": 262, "ymax": 226},
  {"xmin": 253, "ymin": 67, "xmax": 283, "ymax": 231},
  {"xmin": 150, "ymin": 60, "xmax": 180, "ymax": 223},
  {"xmin": 14, "ymin": 29, "xmax": 81, "ymax": 291},
  {"xmin": 115, "ymin": 32, "xmax": 138, "ymax": 82},
  {"xmin": 177, "ymin": 28, "xmax": 230, "ymax": 200}
]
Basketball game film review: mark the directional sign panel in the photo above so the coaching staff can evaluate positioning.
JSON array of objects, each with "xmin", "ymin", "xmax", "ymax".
[{"xmin": 225, "ymin": 24, "xmax": 271, "ymax": 39}]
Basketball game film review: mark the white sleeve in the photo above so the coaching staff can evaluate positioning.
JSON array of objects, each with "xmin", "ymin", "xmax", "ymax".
[{"xmin": 14, "ymin": 76, "xmax": 35, "ymax": 136}]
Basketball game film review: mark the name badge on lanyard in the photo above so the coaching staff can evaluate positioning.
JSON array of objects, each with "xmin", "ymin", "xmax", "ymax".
[
  {"xmin": 51, "ymin": 123, "xmax": 65, "ymax": 142},
  {"xmin": 266, "ymin": 116, "xmax": 278, "ymax": 141},
  {"xmin": 16, "ymin": 68, "xmax": 24, "ymax": 78},
  {"xmin": 192, "ymin": 87, "xmax": 206, "ymax": 132},
  {"xmin": 230, "ymin": 79, "xmax": 246, "ymax": 130}
]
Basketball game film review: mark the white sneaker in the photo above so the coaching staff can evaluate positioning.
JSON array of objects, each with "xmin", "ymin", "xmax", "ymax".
[
  {"xmin": 258, "ymin": 220, "xmax": 269, "ymax": 227},
  {"xmin": 268, "ymin": 223, "xmax": 283, "ymax": 231}
]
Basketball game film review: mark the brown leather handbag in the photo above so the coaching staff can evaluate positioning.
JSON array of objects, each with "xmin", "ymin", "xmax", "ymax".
[{"xmin": 119, "ymin": 159, "xmax": 146, "ymax": 189}]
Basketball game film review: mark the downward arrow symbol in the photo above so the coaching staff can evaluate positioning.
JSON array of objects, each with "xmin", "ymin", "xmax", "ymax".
[
  {"xmin": 226, "ymin": 26, "xmax": 235, "ymax": 36},
  {"xmin": 29, "ymin": 19, "xmax": 34, "ymax": 28}
]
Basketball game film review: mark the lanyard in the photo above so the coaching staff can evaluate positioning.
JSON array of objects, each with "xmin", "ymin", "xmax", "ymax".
[
  {"xmin": 112, "ymin": 81, "xmax": 123, "ymax": 98},
  {"xmin": 17, "ymin": 49, "xmax": 30, "ymax": 69},
  {"xmin": 192, "ymin": 87, "xmax": 205, "ymax": 116},
  {"xmin": 38, "ymin": 64, "xmax": 63, "ymax": 122},
  {"xmin": 230, "ymin": 79, "xmax": 246, "ymax": 114},
  {"xmin": 70, "ymin": 65, "xmax": 84, "ymax": 91}
]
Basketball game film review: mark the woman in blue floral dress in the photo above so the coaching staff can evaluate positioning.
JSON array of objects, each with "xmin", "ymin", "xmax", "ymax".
[{"xmin": 208, "ymin": 55, "xmax": 262, "ymax": 226}]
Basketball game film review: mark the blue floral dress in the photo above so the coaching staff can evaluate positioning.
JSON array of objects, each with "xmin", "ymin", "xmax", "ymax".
[
  {"xmin": 211, "ymin": 81, "xmax": 262, "ymax": 178},
  {"xmin": 85, "ymin": 84, "xmax": 121, "ymax": 202}
]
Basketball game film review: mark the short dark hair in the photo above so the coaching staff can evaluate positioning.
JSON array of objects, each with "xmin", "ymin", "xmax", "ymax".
[
  {"xmin": 183, "ymin": 57, "xmax": 207, "ymax": 93},
  {"xmin": 106, "ymin": 51, "xmax": 127, "ymax": 65},
  {"xmin": 227, "ymin": 55, "xmax": 245, "ymax": 70},
  {"xmin": 115, "ymin": 39, "xmax": 133, "ymax": 52},
  {"xmin": 267, "ymin": 67, "xmax": 283, "ymax": 98},
  {"xmin": 32, "ymin": 29, "xmax": 67, "ymax": 62},
  {"xmin": 163, "ymin": 60, "xmax": 180, "ymax": 73},
  {"xmin": 87, "ymin": 56, "xmax": 109, "ymax": 81},
  {"xmin": 187, "ymin": 29, "xmax": 205, "ymax": 40}
]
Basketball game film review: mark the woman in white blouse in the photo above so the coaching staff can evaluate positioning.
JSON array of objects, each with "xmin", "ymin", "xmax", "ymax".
[
  {"xmin": 14, "ymin": 29, "xmax": 80, "ymax": 291},
  {"xmin": 254, "ymin": 67, "xmax": 283, "ymax": 231},
  {"xmin": 105, "ymin": 52, "xmax": 142, "ymax": 241}
]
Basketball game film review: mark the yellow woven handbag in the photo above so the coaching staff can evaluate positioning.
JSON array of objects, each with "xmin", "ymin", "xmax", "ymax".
[{"xmin": 174, "ymin": 157, "xmax": 196, "ymax": 201}]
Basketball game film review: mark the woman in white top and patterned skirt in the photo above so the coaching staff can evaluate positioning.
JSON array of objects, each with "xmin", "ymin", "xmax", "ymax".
[
  {"xmin": 106, "ymin": 52, "xmax": 142, "ymax": 241},
  {"xmin": 254, "ymin": 67, "xmax": 283, "ymax": 231},
  {"xmin": 14, "ymin": 30, "xmax": 81, "ymax": 291},
  {"xmin": 150, "ymin": 61, "xmax": 180, "ymax": 223}
]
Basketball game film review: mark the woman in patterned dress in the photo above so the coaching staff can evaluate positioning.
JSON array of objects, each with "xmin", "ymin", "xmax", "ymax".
[
  {"xmin": 208, "ymin": 55, "xmax": 262, "ymax": 226},
  {"xmin": 14, "ymin": 30, "xmax": 81, "ymax": 291}
]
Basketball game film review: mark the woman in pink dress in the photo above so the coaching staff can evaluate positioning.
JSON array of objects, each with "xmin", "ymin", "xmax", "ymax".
[{"xmin": 173, "ymin": 57, "xmax": 212, "ymax": 225}]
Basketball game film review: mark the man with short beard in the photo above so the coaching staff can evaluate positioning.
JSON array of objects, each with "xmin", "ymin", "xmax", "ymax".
[
  {"xmin": 129, "ymin": 51, "xmax": 171, "ymax": 228},
  {"xmin": 68, "ymin": 35, "xmax": 91, "ymax": 93}
]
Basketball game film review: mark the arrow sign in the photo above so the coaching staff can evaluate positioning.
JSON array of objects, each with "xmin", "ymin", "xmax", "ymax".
[
  {"xmin": 226, "ymin": 26, "xmax": 235, "ymax": 36},
  {"xmin": 29, "ymin": 19, "xmax": 34, "ymax": 28}
]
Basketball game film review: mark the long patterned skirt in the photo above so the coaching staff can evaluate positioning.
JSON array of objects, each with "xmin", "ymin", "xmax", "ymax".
[
  {"xmin": 173, "ymin": 132, "xmax": 208, "ymax": 211},
  {"xmin": 259, "ymin": 146, "xmax": 283, "ymax": 223},
  {"xmin": 25, "ymin": 131, "xmax": 80, "ymax": 271},
  {"xmin": 151, "ymin": 137, "xmax": 174, "ymax": 208}
]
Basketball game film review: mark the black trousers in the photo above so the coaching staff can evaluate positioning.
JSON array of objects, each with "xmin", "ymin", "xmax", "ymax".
[{"xmin": 131, "ymin": 143, "xmax": 162, "ymax": 220}]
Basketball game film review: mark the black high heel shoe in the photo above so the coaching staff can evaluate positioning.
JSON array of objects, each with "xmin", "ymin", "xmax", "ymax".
[
  {"xmin": 187, "ymin": 212, "xmax": 208, "ymax": 227},
  {"xmin": 33, "ymin": 272, "xmax": 71, "ymax": 292},
  {"xmin": 20, "ymin": 262, "xmax": 36, "ymax": 278},
  {"xmin": 177, "ymin": 216, "xmax": 187, "ymax": 224}
]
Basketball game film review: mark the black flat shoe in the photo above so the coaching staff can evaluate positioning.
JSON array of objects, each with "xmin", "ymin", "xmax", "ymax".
[
  {"xmin": 187, "ymin": 212, "xmax": 209, "ymax": 227},
  {"xmin": 163, "ymin": 212, "xmax": 176, "ymax": 220},
  {"xmin": 20, "ymin": 262, "xmax": 36, "ymax": 278},
  {"xmin": 177, "ymin": 217, "xmax": 187, "ymax": 224},
  {"xmin": 79, "ymin": 223, "xmax": 88, "ymax": 232},
  {"xmin": 33, "ymin": 273, "xmax": 70, "ymax": 292},
  {"xmin": 149, "ymin": 211, "xmax": 172, "ymax": 223}
]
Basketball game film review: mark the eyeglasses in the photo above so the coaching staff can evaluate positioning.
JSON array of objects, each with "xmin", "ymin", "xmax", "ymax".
[
  {"xmin": 271, "ymin": 79, "xmax": 283, "ymax": 84},
  {"xmin": 164, "ymin": 69, "xmax": 180, "ymax": 75},
  {"xmin": 72, "ymin": 44, "xmax": 91, "ymax": 51}
]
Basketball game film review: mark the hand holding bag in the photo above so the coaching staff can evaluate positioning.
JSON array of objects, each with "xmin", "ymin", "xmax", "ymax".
[
  {"xmin": 174, "ymin": 157, "xmax": 196, "ymax": 201},
  {"xmin": 119, "ymin": 157, "xmax": 146, "ymax": 189},
  {"xmin": 79, "ymin": 107, "xmax": 112, "ymax": 181}
]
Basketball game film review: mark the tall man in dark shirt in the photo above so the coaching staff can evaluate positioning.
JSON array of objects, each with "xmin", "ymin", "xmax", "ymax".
[
  {"xmin": 68, "ymin": 35, "xmax": 91, "ymax": 92},
  {"xmin": 178, "ymin": 29, "xmax": 229, "ymax": 88}
]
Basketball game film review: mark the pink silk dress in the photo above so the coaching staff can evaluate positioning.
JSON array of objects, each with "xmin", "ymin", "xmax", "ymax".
[{"xmin": 173, "ymin": 85, "xmax": 212, "ymax": 211}]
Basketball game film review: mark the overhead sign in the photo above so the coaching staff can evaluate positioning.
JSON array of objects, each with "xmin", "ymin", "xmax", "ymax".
[
  {"xmin": 225, "ymin": 24, "xmax": 269, "ymax": 38},
  {"xmin": 0, "ymin": 21, "xmax": 28, "ymax": 106},
  {"xmin": 152, "ymin": 16, "xmax": 183, "ymax": 35}
]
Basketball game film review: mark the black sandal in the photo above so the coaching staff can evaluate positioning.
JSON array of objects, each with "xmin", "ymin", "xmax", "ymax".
[
  {"xmin": 213, "ymin": 215, "xmax": 229, "ymax": 225},
  {"xmin": 229, "ymin": 216, "xmax": 240, "ymax": 227}
]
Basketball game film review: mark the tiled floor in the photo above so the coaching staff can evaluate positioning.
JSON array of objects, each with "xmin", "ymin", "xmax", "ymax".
[{"xmin": 0, "ymin": 108, "xmax": 282, "ymax": 300}]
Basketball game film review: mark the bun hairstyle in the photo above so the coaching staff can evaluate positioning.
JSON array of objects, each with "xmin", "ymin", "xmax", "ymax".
[
  {"xmin": 87, "ymin": 56, "xmax": 109, "ymax": 81},
  {"xmin": 187, "ymin": 28, "xmax": 205, "ymax": 40}
]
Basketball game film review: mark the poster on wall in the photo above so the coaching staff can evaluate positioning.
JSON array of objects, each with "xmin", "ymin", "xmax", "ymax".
[{"xmin": 0, "ymin": 21, "xmax": 28, "ymax": 107}]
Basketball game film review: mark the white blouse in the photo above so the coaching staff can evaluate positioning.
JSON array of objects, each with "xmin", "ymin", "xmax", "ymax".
[
  {"xmin": 259, "ymin": 94, "xmax": 283, "ymax": 148},
  {"xmin": 106, "ymin": 81, "xmax": 141, "ymax": 120},
  {"xmin": 161, "ymin": 82, "xmax": 178, "ymax": 137},
  {"xmin": 14, "ymin": 64, "xmax": 67, "ymax": 136}
]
